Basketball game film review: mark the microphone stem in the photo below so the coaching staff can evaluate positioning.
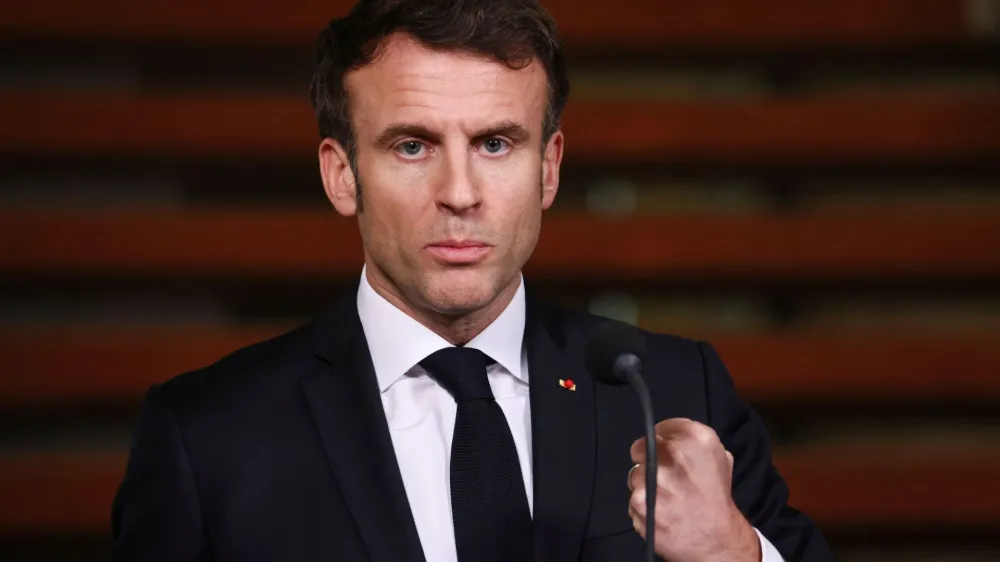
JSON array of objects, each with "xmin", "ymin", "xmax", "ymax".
[{"xmin": 626, "ymin": 367, "xmax": 656, "ymax": 562}]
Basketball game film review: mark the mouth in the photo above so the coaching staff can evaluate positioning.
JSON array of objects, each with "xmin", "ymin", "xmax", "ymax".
[{"xmin": 424, "ymin": 240, "xmax": 494, "ymax": 265}]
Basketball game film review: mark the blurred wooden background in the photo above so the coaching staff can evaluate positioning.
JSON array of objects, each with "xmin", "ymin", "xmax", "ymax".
[{"xmin": 2, "ymin": 0, "xmax": 1000, "ymax": 560}]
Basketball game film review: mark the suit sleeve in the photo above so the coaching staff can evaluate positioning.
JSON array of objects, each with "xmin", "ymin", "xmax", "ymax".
[
  {"xmin": 699, "ymin": 341, "xmax": 835, "ymax": 562},
  {"xmin": 111, "ymin": 385, "xmax": 207, "ymax": 561}
]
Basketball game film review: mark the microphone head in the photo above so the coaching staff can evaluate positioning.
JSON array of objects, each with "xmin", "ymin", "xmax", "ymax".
[{"xmin": 584, "ymin": 320, "xmax": 646, "ymax": 386}]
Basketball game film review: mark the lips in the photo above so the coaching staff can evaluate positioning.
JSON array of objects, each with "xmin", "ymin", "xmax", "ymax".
[{"xmin": 425, "ymin": 240, "xmax": 493, "ymax": 265}]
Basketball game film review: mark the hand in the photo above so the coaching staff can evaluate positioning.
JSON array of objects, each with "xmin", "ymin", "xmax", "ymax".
[{"xmin": 627, "ymin": 418, "xmax": 760, "ymax": 562}]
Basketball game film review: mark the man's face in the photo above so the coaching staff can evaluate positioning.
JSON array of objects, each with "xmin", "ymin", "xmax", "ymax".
[{"xmin": 321, "ymin": 33, "xmax": 563, "ymax": 317}]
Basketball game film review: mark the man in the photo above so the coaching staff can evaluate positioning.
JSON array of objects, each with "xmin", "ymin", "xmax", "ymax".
[{"xmin": 111, "ymin": 0, "xmax": 833, "ymax": 560}]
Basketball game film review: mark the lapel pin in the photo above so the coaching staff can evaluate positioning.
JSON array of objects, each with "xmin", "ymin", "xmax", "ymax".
[{"xmin": 559, "ymin": 378, "xmax": 577, "ymax": 391}]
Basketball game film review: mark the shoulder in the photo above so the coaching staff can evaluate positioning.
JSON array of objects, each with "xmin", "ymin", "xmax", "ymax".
[{"xmin": 153, "ymin": 317, "xmax": 325, "ymax": 417}]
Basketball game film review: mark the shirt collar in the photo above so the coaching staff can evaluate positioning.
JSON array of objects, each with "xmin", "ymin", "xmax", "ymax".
[{"xmin": 356, "ymin": 266, "xmax": 527, "ymax": 393}]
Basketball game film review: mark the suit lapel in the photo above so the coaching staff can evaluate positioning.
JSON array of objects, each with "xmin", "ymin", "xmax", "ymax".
[
  {"xmin": 300, "ymin": 296, "xmax": 426, "ymax": 562},
  {"xmin": 527, "ymin": 298, "xmax": 597, "ymax": 562}
]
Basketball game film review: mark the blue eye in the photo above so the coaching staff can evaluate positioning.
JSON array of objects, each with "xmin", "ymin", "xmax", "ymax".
[
  {"xmin": 483, "ymin": 138, "xmax": 508, "ymax": 154},
  {"xmin": 397, "ymin": 141, "xmax": 424, "ymax": 157}
]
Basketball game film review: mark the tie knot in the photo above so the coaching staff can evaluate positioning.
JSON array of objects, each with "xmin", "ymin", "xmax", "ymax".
[{"xmin": 420, "ymin": 347, "xmax": 494, "ymax": 403}]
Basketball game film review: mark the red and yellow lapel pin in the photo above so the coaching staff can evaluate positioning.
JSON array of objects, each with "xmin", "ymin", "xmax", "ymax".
[{"xmin": 559, "ymin": 378, "xmax": 576, "ymax": 391}]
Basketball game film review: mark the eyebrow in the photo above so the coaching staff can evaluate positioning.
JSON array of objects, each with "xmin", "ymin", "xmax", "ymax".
[
  {"xmin": 373, "ymin": 124, "xmax": 441, "ymax": 149},
  {"xmin": 372, "ymin": 120, "xmax": 532, "ymax": 149},
  {"xmin": 472, "ymin": 120, "xmax": 532, "ymax": 145}
]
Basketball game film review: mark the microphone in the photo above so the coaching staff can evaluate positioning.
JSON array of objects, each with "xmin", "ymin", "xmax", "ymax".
[{"xmin": 584, "ymin": 320, "xmax": 657, "ymax": 562}]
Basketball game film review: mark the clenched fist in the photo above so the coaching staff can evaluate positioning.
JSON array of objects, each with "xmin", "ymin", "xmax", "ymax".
[{"xmin": 628, "ymin": 418, "xmax": 760, "ymax": 562}]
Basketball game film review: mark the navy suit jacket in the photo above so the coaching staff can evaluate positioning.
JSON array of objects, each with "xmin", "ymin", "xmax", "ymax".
[{"xmin": 111, "ymin": 286, "xmax": 834, "ymax": 561}]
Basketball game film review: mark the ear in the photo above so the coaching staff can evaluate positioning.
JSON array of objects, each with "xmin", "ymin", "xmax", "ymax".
[
  {"xmin": 319, "ymin": 138, "xmax": 359, "ymax": 216},
  {"xmin": 541, "ymin": 130, "xmax": 563, "ymax": 211}
]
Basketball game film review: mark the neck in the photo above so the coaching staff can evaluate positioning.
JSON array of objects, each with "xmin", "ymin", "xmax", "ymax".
[{"xmin": 364, "ymin": 264, "xmax": 520, "ymax": 346}]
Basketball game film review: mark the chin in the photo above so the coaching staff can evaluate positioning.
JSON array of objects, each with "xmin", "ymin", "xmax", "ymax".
[{"xmin": 421, "ymin": 267, "xmax": 501, "ymax": 315}]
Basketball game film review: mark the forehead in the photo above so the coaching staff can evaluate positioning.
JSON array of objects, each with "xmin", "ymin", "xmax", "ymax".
[{"xmin": 344, "ymin": 33, "xmax": 548, "ymax": 134}]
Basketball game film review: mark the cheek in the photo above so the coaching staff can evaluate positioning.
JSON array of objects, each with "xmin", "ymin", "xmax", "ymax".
[
  {"xmin": 514, "ymin": 211, "xmax": 543, "ymax": 267},
  {"xmin": 492, "ymin": 182, "xmax": 543, "ymax": 260},
  {"xmin": 481, "ymin": 152, "xmax": 542, "ymax": 208},
  {"xmin": 360, "ymin": 164, "xmax": 433, "ymax": 239},
  {"xmin": 510, "ymin": 204, "xmax": 541, "ymax": 244}
]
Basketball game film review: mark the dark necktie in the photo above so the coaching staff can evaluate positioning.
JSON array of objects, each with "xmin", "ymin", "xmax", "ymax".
[{"xmin": 420, "ymin": 347, "xmax": 533, "ymax": 562}]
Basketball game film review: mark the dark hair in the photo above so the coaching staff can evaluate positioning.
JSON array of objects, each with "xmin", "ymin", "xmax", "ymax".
[{"xmin": 309, "ymin": 0, "xmax": 569, "ymax": 158}]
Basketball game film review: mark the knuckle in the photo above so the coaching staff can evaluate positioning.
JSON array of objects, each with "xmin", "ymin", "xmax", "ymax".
[
  {"xmin": 687, "ymin": 422, "xmax": 720, "ymax": 449},
  {"xmin": 662, "ymin": 440, "xmax": 686, "ymax": 464},
  {"xmin": 690, "ymin": 422, "xmax": 720, "ymax": 447}
]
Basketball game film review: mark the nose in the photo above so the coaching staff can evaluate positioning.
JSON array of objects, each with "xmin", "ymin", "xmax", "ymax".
[{"xmin": 435, "ymin": 147, "xmax": 482, "ymax": 215}]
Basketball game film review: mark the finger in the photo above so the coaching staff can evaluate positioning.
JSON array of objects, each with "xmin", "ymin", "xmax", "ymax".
[
  {"xmin": 629, "ymin": 488, "xmax": 647, "ymax": 517},
  {"xmin": 630, "ymin": 437, "xmax": 646, "ymax": 464},
  {"xmin": 654, "ymin": 463, "xmax": 675, "ymax": 490},
  {"xmin": 627, "ymin": 463, "xmax": 641, "ymax": 491},
  {"xmin": 655, "ymin": 418, "xmax": 723, "ymax": 452},
  {"xmin": 725, "ymin": 449, "xmax": 734, "ymax": 472},
  {"xmin": 630, "ymin": 507, "xmax": 646, "ymax": 538},
  {"xmin": 628, "ymin": 503, "xmax": 641, "ymax": 521},
  {"xmin": 631, "ymin": 433, "xmax": 668, "ymax": 465},
  {"xmin": 629, "ymin": 505, "xmax": 645, "ymax": 538},
  {"xmin": 631, "ymin": 465, "xmax": 677, "ymax": 507},
  {"xmin": 652, "ymin": 417, "xmax": 696, "ymax": 440}
]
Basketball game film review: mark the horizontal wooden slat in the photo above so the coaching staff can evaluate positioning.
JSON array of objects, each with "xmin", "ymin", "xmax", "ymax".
[
  {"xmin": 1, "ymin": 452, "xmax": 126, "ymax": 533},
  {"xmin": 2, "ymin": 210, "xmax": 999, "ymax": 278},
  {"xmin": 0, "ymin": 327, "xmax": 279, "ymax": 406},
  {"xmin": 3, "ymin": 329, "xmax": 999, "ymax": 406},
  {"xmin": 711, "ymin": 336, "xmax": 1000, "ymax": 402},
  {"xmin": 0, "ymin": 0, "xmax": 977, "ymax": 47},
  {"xmin": 3, "ymin": 93, "xmax": 999, "ymax": 162},
  {"xmin": 3, "ymin": 446, "xmax": 998, "ymax": 532},
  {"xmin": 777, "ymin": 446, "xmax": 1000, "ymax": 527}
]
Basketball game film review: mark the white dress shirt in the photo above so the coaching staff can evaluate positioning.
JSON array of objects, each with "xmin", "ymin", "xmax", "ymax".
[{"xmin": 356, "ymin": 269, "xmax": 784, "ymax": 562}]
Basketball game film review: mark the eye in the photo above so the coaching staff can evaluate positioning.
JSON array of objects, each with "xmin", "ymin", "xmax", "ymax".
[
  {"xmin": 396, "ymin": 141, "xmax": 426, "ymax": 158},
  {"xmin": 481, "ymin": 138, "xmax": 510, "ymax": 155}
]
